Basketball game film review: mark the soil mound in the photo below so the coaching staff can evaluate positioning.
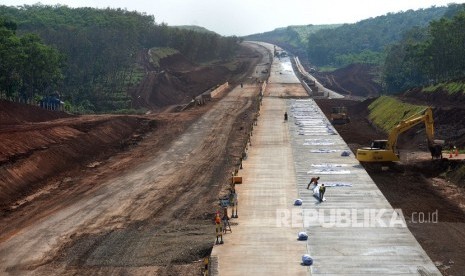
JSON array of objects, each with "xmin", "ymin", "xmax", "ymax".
[
  {"xmin": 402, "ymin": 86, "xmax": 465, "ymax": 108},
  {"xmin": 130, "ymin": 48, "xmax": 252, "ymax": 110},
  {"xmin": 398, "ymin": 88, "xmax": 465, "ymax": 148},
  {"xmin": 0, "ymin": 115, "xmax": 152, "ymax": 209},
  {"xmin": 0, "ymin": 100, "xmax": 73, "ymax": 125},
  {"xmin": 314, "ymin": 63, "xmax": 382, "ymax": 98},
  {"xmin": 159, "ymin": 53, "xmax": 196, "ymax": 72}
]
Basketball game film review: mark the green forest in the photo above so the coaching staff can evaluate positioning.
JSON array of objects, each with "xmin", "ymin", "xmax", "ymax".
[
  {"xmin": 2, "ymin": 4, "xmax": 465, "ymax": 111},
  {"xmin": 384, "ymin": 7, "xmax": 465, "ymax": 92},
  {"xmin": 246, "ymin": 4, "xmax": 465, "ymax": 94},
  {"xmin": 305, "ymin": 6, "xmax": 451, "ymax": 66},
  {"xmin": 0, "ymin": 4, "xmax": 240, "ymax": 112},
  {"xmin": 305, "ymin": 4, "xmax": 465, "ymax": 93}
]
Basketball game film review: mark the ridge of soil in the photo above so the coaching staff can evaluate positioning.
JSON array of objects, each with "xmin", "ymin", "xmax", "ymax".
[
  {"xmin": 313, "ymin": 63, "xmax": 382, "ymax": 98},
  {"xmin": 130, "ymin": 46, "xmax": 254, "ymax": 110},
  {"xmin": 0, "ymin": 42, "xmax": 266, "ymax": 275},
  {"xmin": 0, "ymin": 100, "xmax": 74, "ymax": 125}
]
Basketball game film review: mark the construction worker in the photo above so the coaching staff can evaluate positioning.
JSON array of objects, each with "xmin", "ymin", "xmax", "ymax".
[
  {"xmin": 307, "ymin": 176, "xmax": 320, "ymax": 189},
  {"xmin": 448, "ymin": 143, "xmax": 454, "ymax": 158},
  {"xmin": 284, "ymin": 112, "xmax": 288, "ymax": 121},
  {"xmin": 319, "ymin": 184, "xmax": 326, "ymax": 203},
  {"xmin": 215, "ymin": 211, "xmax": 224, "ymax": 244},
  {"xmin": 203, "ymin": 257, "xmax": 209, "ymax": 276},
  {"xmin": 229, "ymin": 189, "xmax": 238, "ymax": 218},
  {"xmin": 222, "ymin": 207, "xmax": 231, "ymax": 233}
]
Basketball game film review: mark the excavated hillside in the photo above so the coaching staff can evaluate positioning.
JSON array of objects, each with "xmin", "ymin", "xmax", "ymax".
[
  {"xmin": 314, "ymin": 63, "xmax": 382, "ymax": 98},
  {"xmin": 130, "ymin": 49, "xmax": 251, "ymax": 110},
  {"xmin": 0, "ymin": 42, "xmax": 266, "ymax": 275}
]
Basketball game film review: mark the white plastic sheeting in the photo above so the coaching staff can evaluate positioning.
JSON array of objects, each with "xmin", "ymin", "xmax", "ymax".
[
  {"xmin": 323, "ymin": 182, "xmax": 353, "ymax": 187},
  {"xmin": 307, "ymin": 169, "xmax": 351, "ymax": 175},
  {"xmin": 310, "ymin": 163, "xmax": 348, "ymax": 168}
]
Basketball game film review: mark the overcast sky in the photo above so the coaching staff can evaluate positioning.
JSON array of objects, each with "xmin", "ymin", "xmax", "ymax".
[{"xmin": 2, "ymin": 0, "xmax": 464, "ymax": 36}]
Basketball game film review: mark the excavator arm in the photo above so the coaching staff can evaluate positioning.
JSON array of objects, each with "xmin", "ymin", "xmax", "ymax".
[
  {"xmin": 385, "ymin": 107, "xmax": 434, "ymax": 152},
  {"xmin": 356, "ymin": 107, "xmax": 436, "ymax": 163}
]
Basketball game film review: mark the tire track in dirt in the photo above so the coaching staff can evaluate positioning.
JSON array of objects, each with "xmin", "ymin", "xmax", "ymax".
[
  {"xmin": 0, "ymin": 42, "xmax": 268, "ymax": 275},
  {"xmin": 0, "ymin": 85, "xmax": 259, "ymax": 275}
]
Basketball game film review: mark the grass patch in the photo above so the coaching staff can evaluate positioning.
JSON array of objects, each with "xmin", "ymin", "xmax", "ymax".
[
  {"xmin": 148, "ymin": 47, "xmax": 180, "ymax": 68},
  {"xmin": 125, "ymin": 64, "xmax": 145, "ymax": 87},
  {"xmin": 290, "ymin": 24, "xmax": 342, "ymax": 44},
  {"xmin": 422, "ymin": 83, "xmax": 441, "ymax": 93},
  {"xmin": 318, "ymin": 66, "xmax": 339, "ymax": 72},
  {"xmin": 423, "ymin": 81, "xmax": 465, "ymax": 94},
  {"xmin": 368, "ymin": 96, "xmax": 428, "ymax": 132},
  {"xmin": 444, "ymin": 82, "xmax": 465, "ymax": 94}
]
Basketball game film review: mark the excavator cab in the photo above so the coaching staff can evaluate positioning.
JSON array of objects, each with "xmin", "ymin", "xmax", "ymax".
[
  {"xmin": 357, "ymin": 139, "xmax": 399, "ymax": 162},
  {"xmin": 330, "ymin": 106, "xmax": 350, "ymax": 125},
  {"xmin": 370, "ymin": 140, "xmax": 387, "ymax": 150}
]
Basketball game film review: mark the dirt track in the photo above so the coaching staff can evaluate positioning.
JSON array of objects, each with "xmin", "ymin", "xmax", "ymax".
[{"xmin": 0, "ymin": 43, "xmax": 269, "ymax": 275}]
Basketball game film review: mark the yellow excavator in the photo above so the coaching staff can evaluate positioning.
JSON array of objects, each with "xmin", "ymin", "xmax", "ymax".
[
  {"xmin": 330, "ymin": 106, "xmax": 350, "ymax": 125},
  {"xmin": 356, "ymin": 107, "xmax": 443, "ymax": 163}
]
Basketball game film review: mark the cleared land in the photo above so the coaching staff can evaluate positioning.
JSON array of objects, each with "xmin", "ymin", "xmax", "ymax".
[{"xmin": 0, "ymin": 42, "xmax": 464, "ymax": 275}]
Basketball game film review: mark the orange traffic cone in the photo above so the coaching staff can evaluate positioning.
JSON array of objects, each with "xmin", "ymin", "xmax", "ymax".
[{"xmin": 449, "ymin": 150, "xmax": 453, "ymax": 158}]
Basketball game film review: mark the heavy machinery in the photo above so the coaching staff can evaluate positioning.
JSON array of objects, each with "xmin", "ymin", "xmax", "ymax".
[
  {"xmin": 330, "ymin": 106, "xmax": 350, "ymax": 125},
  {"xmin": 356, "ymin": 107, "xmax": 442, "ymax": 163}
]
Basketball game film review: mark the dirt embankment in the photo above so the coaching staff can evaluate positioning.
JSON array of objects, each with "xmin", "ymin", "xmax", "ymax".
[
  {"xmin": 0, "ymin": 42, "xmax": 265, "ymax": 275},
  {"xmin": 313, "ymin": 63, "xmax": 382, "ymax": 98},
  {"xmin": 316, "ymin": 98, "xmax": 465, "ymax": 275},
  {"xmin": 400, "ymin": 88, "xmax": 465, "ymax": 148},
  {"xmin": 130, "ymin": 45, "xmax": 256, "ymax": 111},
  {"xmin": 0, "ymin": 100, "xmax": 154, "ymax": 210}
]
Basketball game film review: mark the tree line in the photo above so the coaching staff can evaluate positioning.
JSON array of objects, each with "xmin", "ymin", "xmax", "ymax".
[
  {"xmin": 306, "ymin": 6, "xmax": 451, "ymax": 67},
  {"xmin": 0, "ymin": 17, "xmax": 63, "ymax": 103},
  {"xmin": 303, "ymin": 3, "xmax": 465, "ymax": 94},
  {"xmin": 383, "ymin": 7, "xmax": 465, "ymax": 92},
  {"xmin": 0, "ymin": 4, "xmax": 240, "ymax": 112}
]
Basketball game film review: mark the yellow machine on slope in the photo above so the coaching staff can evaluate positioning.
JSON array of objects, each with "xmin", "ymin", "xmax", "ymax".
[
  {"xmin": 330, "ymin": 106, "xmax": 350, "ymax": 125},
  {"xmin": 356, "ymin": 107, "xmax": 442, "ymax": 162}
]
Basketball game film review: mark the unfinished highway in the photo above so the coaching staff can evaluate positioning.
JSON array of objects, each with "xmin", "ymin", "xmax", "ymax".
[{"xmin": 211, "ymin": 42, "xmax": 441, "ymax": 275}]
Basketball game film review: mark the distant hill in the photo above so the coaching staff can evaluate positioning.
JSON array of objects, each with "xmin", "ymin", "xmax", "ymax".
[
  {"xmin": 244, "ymin": 5, "xmax": 460, "ymax": 68},
  {"xmin": 243, "ymin": 24, "xmax": 340, "ymax": 56},
  {"xmin": 0, "ymin": 5, "xmax": 239, "ymax": 112},
  {"xmin": 173, "ymin": 25, "xmax": 218, "ymax": 35},
  {"xmin": 307, "ymin": 5, "xmax": 454, "ymax": 67}
]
